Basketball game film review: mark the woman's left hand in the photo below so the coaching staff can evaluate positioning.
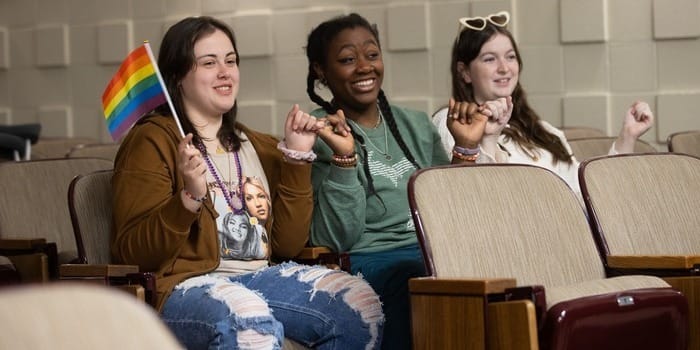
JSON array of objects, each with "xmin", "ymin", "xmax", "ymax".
[
  {"xmin": 283, "ymin": 104, "xmax": 325, "ymax": 152},
  {"xmin": 615, "ymin": 101, "xmax": 654, "ymax": 154},
  {"xmin": 622, "ymin": 101, "xmax": 654, "ymax": 139}
]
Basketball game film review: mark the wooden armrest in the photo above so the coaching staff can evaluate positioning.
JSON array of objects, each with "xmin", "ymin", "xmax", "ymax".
[
  {"xmin": 488, "ymin": 300, "xmax": 539, "ymax": 350},
  {"xmin": 293, "ymin": 247, "xmax": 351, "ymax": 272},
  {"xmin": 116, "ymin": 284, "xmax": 146, "ymax": 303},
  {"xmin": 296, "ymin": 246, "xmax": 333, "ymax": 259},
  {"xmin": 4, "ymin": 253, "xmax": 49, "ymax": 283},
  {"xmin": 409, "ymin": 277, "xmax": 517, "ymax": 295},
  {"xmin": 0, "ymin": 240, "xmax": 58, "ymax": 280},
  {"xmin": 59, "ymin": 264, "xmax": 156, "ymax": 308},
  {"xmin": 607, "ymin": 255, "xmax": 700, "ymax": 269},
  {"xmin": 0, "ymin": 238, "xmax": 47, "ymax": 250},
  {"xmin": 409, "ymin": 277, "xmax": 535, "ymax": 350},
  {"xmin": 59, "ymin": 264, "xmax": 139, "ymax": 278}
]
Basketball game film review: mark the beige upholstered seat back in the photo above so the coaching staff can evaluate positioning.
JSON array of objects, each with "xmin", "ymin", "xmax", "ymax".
[
  {"xmin": 31, "ymin": 137, "xmax": 96, "ymax": 159},
  {"xmin": 67, "ymin": 143, "xmax": 120, "ymax": 161},
  {"xmin": 68, "ymin": 170, "xmax": 114, "ymax": 264},
  {"xmin": 668, "ymin": 130, "xmax": 700, "ymax": 157},
  {"xmin": 0, "ymin": 283, "xmax": 184, "ymax": 350},
  {"xmin": 0, "ymin": 158, "xmax": 113, "ymax": 263},
  {"xmin": 569, "ymin": 137, "xmax": 657, "ymax": 162},
  {"xmin": 409, "ymin": 164, "xmax": 605, "ymax": 289},
  {"xmin": 580, "ymin": 153, "xmax": 700, "ymax": 255}
]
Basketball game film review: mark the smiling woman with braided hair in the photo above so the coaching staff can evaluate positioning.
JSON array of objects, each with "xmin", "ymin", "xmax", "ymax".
[{"xmin": 304, "ymin": 13, "xmax": 470, "ymax": 350}]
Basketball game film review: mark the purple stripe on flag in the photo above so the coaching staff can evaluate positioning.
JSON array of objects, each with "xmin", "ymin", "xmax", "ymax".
[{"xmin": 108, "ymin": 93, "xmax": 167, "ymax": 141}]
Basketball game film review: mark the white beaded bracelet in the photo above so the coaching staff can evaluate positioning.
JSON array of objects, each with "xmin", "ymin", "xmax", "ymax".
[{"xmin": 277, "ymin": 141, "xmax": 317, "ymax": 162}]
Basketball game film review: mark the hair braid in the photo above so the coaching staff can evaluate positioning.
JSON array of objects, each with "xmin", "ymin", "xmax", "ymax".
[
  {"xmin": 377, "ymin": 90, "xmax": 421, "ymax": 170},
  {"xmin": 306, "ymin": 73, "xmax": 335, "ymax": 114}
]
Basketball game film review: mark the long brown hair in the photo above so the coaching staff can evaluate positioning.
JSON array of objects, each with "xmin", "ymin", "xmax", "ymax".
[
  {"xmin": 155, "ymin": 16, "xmax": 242, "ymax": 150},
  {"xmin": 451, "ymin": 23, "xmax": 572, "ymax": 164}
]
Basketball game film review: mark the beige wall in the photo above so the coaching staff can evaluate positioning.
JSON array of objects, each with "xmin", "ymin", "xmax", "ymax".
[{"xmin": 0, "ymin": 0, "xmax": 699, "ymax": 147}]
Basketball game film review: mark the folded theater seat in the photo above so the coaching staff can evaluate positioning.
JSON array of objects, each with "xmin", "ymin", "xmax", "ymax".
[
  {"xmin": 407, "ymin": 163, "xmax": 688, "ymax": 350},
  {"xmin": 580, "ymin": 152, "xmax": 700, "ymax": 350}
]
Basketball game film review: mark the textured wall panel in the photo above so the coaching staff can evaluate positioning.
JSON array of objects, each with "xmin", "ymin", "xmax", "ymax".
[
  {"xmin": 609, "ymin": 43, "xmax": 656, "ymax": 92},
  {"xmin": 563, "ymin": 43, "xmax": 609, "ymax": 92},
  {"xmin": 519, "ymin": 45, "xmax": 564, "ymax": 94},
  {"xmin": 97, "ymin": 21, "xmax": 132, "ymax": 64},
  {"xmin": 36, "ymin": 25, "xmax": 70, "ymax": 67},
  {"xmin": 608, "ymin": 0, "xmax": 653, "ymax": 41},
  {"xmin": 653, "ymin": 0, "xmax": 700, "ymax": 39},
  {"xmin": 563, "ymin": 94, "xmax": 609, "ymax": 132},
  {"xmin": 38, "ymin": 105, "xmax": 73, "ymax": 137},
  {"xmin": 228, "ymin": 12, "xmax": 274, "ymax": 57},
  {"xmin": 560, "ymin": 0, "xmax": 607, "ymax": 43},
  {"xmin": 657, "ymin": 39, "xmax": 700, "ymax": 90},
  {"xmin": 657, "ymin": 93, "xmax": 700, "ymax": 141},
  {"xmin": 529, "ymin": 95, "xmax": 563, "ymax": 128},
  {"xmin": 387, "ymin": 3, "xmax": 428, "ymax": 51},
  {"xmin": 0, "ymin": 28, "xmax": 7, "ymax": 69}
]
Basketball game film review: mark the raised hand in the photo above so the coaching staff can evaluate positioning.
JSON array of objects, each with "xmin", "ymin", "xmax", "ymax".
[
  {"xmin": 316, "ymin": 109, "xmax": 355, "ymax": 156},
  {"xmin": 446, "ymin": 98, "xmax": 489, "ymax": 148},
  {"xmin": 178, "ymin": 133, "xmax": 208, "ymax": 201},
  {"xmin": 622, "ymin": 101, "xmax": 654, "ymax": 139},
  {"xmin": 283, "ymin": 104, "xmax": 324, "ymax": 153},
  {"xmin": 481, "ymin": 96, "xmax": 513, "ymax": 137},
  {"xmin": 615, "ymin": 101, "xmax": 654, "ymax": 154}
]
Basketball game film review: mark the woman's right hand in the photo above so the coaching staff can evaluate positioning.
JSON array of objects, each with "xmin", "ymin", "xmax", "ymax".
[
  {"xmin": 481, "ymin": 96, "xmax": 513, "ymax": 137},
  {"xmin": 177, "ymin": 133, "xmax": 208, "ymax": 203},
  {"xmin": 317, "ymin": 109, "xmax": 355, "ymax": 156},
  {"xmin": 446, "ymin": 98, "xmax": 488, "ymax": 148}
]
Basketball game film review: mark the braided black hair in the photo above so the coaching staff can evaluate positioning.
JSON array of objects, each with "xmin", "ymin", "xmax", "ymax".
[{"xmin": 305, "ymin": 13, "xmax": 421, "ymax": 204}]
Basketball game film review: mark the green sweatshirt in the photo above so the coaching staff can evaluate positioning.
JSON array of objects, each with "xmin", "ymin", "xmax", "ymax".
[{"xmin": 310, "ymin": 105, "xmax": 449, "ymax": 254}]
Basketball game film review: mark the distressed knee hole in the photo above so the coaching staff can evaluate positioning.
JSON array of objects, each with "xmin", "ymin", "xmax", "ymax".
[
  {"xmin": 315, "ymin": 273, "xmax": 384, "ymax": 324},
  {"xmin": 174, "ymin": 274, "xmax": 221, "ymax": 292},
  {"xmin": 209, "ymin": 283, "xmax": 273, "ymax": 319},
  {"xmin": 236, "ymin": 329, "xmax": 277, "ymax": 350}
]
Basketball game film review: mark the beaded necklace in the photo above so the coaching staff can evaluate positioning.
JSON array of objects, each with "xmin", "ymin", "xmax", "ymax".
[{"xmin": 197, "ymin": 140, "xmax": 244, "ymax": 214}]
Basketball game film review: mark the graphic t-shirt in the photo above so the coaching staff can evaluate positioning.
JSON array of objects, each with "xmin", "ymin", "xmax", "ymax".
[{"xmin": 207, "ymin": 131, "xmax": 271, "ymax": 275}]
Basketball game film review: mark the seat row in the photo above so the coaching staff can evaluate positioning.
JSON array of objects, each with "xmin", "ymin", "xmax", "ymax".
[
  {"xmin": 408, "ymin": 152, "xmax": 700, "ymax": 349},
  {"xmin": 1, "ymin": 152, "xmax": 698, "ymax": 349},
  {"xmin": 561, "ymin": 127, "xmax": 700, "ymax": 160}
]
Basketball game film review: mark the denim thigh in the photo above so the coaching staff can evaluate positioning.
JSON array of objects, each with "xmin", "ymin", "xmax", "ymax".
[
  {"xmin": 162, "ymin": 275, "xmax": 284, "ymax": 350},
  {"xmin": 232, "ymin": 262, "xmax": 384, "ymax": 350}
]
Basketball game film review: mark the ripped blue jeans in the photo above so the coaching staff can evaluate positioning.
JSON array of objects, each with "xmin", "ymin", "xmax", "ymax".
[{"xmin": 161, "ymin": 261, "xmax": 384, "ymax": 350}]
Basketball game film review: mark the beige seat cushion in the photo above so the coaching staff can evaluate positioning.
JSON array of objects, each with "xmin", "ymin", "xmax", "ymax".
[{"xmin": 546, "ymin": 275, "xmax": 670, "ymax": 309}]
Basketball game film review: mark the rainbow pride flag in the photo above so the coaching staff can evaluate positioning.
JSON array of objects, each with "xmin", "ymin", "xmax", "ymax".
[{"xmin": 102, "ymin": 43, "xmax": 169, "ymax": 141}]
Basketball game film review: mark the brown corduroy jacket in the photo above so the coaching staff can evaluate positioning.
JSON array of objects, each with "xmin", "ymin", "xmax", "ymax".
[{"xmin": 111, "ymin": 114, "xmax": 313, "ymax": 311}]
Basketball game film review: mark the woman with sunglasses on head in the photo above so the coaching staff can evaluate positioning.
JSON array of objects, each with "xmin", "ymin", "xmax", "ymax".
[
  {"xmin": 434, "ymin": 11, "xmax": 654, "ymax": 194},
  {"xmin": 112, "ymin": 16, "xmax": 384, "ymax": 350},
  {"xmin": 304, "ymin": 13, "xmax": 466, "ymax": 350}
]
